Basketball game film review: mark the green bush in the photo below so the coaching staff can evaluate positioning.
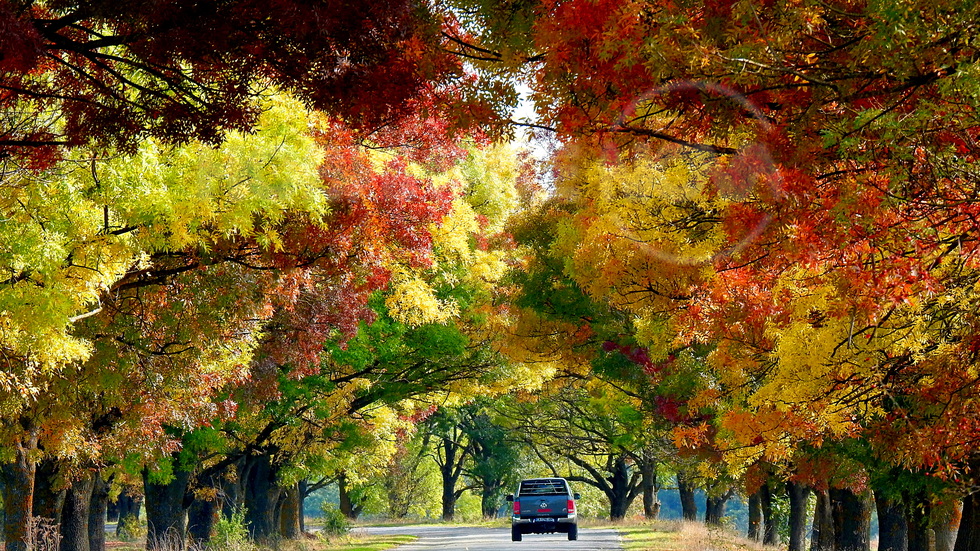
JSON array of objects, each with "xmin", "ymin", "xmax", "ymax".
[
  {"xmin": 319, "ymin": 503, "xmax": 352, "ymax": 536},
  {"xmin": 212, "ymin": 509, "xmax": 257, "ymax": 551},
  {"xmin": 117, "ymin": 515, "xmax": 146, "ymax": 543}
]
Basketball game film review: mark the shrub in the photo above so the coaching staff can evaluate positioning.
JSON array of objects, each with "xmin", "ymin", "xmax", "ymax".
[
  {"xmin": 319, "ymin": 503, "xmax": 352, "ymax": 536},
  {"xmin": 211, "ymin": 509, "xmax": 257, "ymax": 551},
  {"xmin": 117, "ymin": 515, "xmax": 147, "ymax": 543}
]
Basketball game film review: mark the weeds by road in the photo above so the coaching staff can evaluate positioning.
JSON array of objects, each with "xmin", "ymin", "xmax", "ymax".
[
  {"xmin": 104, "ymin": 533, "xmax": 416, "ymax": 551},
  {"xmin": 618, "ymin": 520, "xmax": 768, "ymax": 551}
]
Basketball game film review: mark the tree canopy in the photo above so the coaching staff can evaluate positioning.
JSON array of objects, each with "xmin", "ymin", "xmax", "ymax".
[{"xmin": 4, "ymin": 1, "xmax": 980, "ymax": 550}]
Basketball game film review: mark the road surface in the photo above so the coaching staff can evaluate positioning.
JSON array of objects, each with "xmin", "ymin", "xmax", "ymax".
[{"xmin": 361, "ymin": 525, "xmax": 623, "ymax": 551}]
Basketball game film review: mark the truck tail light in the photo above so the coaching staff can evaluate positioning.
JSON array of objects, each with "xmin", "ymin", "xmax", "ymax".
[
  {"xmin": 567, "ymin": 499, "xmax": 575, "ymax": 514},
  {"xmin": 513, "ymin": 501, "xmax": 520, "ymax": 514}
]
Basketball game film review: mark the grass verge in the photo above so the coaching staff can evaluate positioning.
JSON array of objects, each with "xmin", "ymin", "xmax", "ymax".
[
  {"xmin": 617, "ymin": 520, "xmax": 768, "ymax": 551},
  {"xmin": 106, "ymin": 534, "xmax": 417, "ymax": 551},
  {"xmin": 316, "ymin": 534, "xmax": 417, "ymax": 551}
]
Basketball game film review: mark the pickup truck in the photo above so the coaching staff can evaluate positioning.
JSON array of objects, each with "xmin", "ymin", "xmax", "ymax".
[{"xmin": 506, "ymin": 477, "xmax": 580, "ymax": 541}]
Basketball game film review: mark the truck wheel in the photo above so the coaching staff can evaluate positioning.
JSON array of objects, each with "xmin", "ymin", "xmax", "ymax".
[
  {"xmin": 512, "ymin": 525, "xmax": 523, "ymax": 541},
  {"xmin": 568, "ymin": 524, "xmax": 578, "ymax": 541}
]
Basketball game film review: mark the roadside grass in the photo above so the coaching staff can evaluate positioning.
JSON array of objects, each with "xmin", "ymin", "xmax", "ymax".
[
  {"xmin": 104, "ymin": 533, "xmax": 416, "ymax": 551},
  {"xmin": 615, "ymin": 520, "xmax": 768, "ymax": 551},
  {"xmin": 314, "ymin": 533, "xmax": 417, "ymax": 551}
]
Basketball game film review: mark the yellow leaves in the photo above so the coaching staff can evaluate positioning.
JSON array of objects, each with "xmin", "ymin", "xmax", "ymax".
[
  {"xmin": 385, "ymin": 269, "xmax": 459, "ymax": 326},
  {"xmin": 431, "ymin": 198, "xmax": 480, "ymax": 263}
]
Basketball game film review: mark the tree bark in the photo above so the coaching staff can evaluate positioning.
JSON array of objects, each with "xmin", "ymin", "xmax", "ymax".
[
  {"xmin": 60, "ymin": 472, "xmax": 95, "ymax": 551},
  {"xmin": 437, "ymin": 431, "xmax": 468, "ymax": 522},
  {"xmin": 677, "ymin": 472, "xmax": 698, "ymax": 521},
  {"xmin": 338, "ymin": 472, "xmax": 362, "ymax": 520},
  {"xmin": 441, "ymin": 479, "xmax": 458, "ymax": 522},
  {"xmin": 875, "ymin": 492, "xmax": 908, "ymax": 551},
  {"xmin": 705, "ymin": 488, "xmax": 733, "ymax": 526},
  {"xmin": 762, "ymin": 482, "xmax": 778, "ymax": 546},
  {"xmin": 279, "ymin": 483, "xmax": 301, "ymax": 539},
  {"xmin": 812, "ymin": 488, "xmax": 835, "ymax": 551},
  {"xmin": 641, "ymin": 455, "xmax": 660, "ymax": 520},
  {"xmin": 298, "ymin": 479, "xmax": 308, "ymax": 534},
  {"xmin": 221, "ymin": 461, "xmax": 244, "ymax": 520},
  {"xmin": 936, "ymin": 501, "xmax": 962, "ymax": 551},
  {"xmin": 89, "ymin": 472, "xmax": 110, "ymax": 551},
  {"xmin": 748, "ymin": 491, "xmax": 762, "ymax": 541},
  {"xmin": 905, "ymin": 495, "xmax": 930, "ymax": 551},
  {"xmin": 243, "ymin": 453, "xmax": 281, "ymax": 541},
  {"xmin": 831, "ymin": 487, "xmax": 871, "ymax": 551},
  {"xmin": 2, "ymin": 428, "xmax": 39, "ymax": 551},
  {"xmin": 788, "ymin": 481, "xmax": 811, "ymax": 551},
  {"xmin": 143, "ymin": 467, "xmax": 191, "ymax": 550},
  {"xmin": 955, "ymin": 493, "xmax": 980, "ymax": 551},
  {"xmin": 33, "ymin": 458, "xmax": 66, "ymax": 523},
  {"xmin": 186, "ymin": 494, "xmax": 220, "ymax": 547},
  {"xmin": 608, "ymin": 456, "xmax": 634, "ymax": 521}
]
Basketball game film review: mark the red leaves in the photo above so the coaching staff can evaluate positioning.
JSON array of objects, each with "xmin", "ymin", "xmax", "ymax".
[
  {"xmin": 0, "ymin": 2, "xmax": 41, "ymax": 73},
  {"xmin": 0, "ymin": 0, "xmax": 466, "ymax": 162}
]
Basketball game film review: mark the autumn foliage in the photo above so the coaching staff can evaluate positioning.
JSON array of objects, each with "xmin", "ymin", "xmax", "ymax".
[{"xmin": 4, "ymin": 0, "xmax": 980, "ymax": 550}]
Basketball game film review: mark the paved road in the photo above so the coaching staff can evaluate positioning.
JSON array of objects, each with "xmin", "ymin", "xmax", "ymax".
[{"xmin": 361, "ymin": 525, "xmax": 623, "ymax": 551}]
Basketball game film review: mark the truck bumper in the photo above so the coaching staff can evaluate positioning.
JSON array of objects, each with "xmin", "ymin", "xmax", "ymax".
[{"xmin": 512, "ymin": 514, "xmax": 577, "ymax": 533}]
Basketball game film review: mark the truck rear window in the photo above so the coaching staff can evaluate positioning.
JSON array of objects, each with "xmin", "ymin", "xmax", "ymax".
[{"xmin": 519, "ymin": 479, "xmax": 568, "ymax": 496}]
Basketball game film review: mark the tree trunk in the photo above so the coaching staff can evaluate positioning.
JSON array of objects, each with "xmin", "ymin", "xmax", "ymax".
[
  {"xmin": 831, "ymin": 487, "xmax": 871, "ymax": 551},
  {"xmin": 60, "ymin": 472, "xmax": 95, "ymax": 551},
  {"xmin": 936, "ymin": 501, "xmax": 962, "ymax": 551},
  {"xmin": 143, "ymin": 467, "xmax": 191, "ymax": 550},
  {"xmin": 705, "ymin": 489, "xmax": 732, "ymax": 526},
  {"xmin": 186, "ymin": 495, "xmax": 220, "ymax": 547},
  {"xmin": 441, "ymin": 481, "xmax": 458, "ymax": 522},
  {"xmin": 243, "ymin": 453, "xmax": 281, "ymax": 541},
  {"xmin": 279, "ymin": 483, "xmax": 301, "ymax": 539},
  {"xmin": 762, "ymin": 482, "xmax": 779, "ymax": 546},
  {"xmin": 905, "ymin": 495, "xmax": 930, "ymax": 551},
  {"xmin": 298, "ymin": 479, "xmax": 308, "ymax": 534},
  {"xmin": 748, "ymin": 491, "xmax": 762, "ymax": 541},
  {"xmin": 33, "ymin": 458, "xmax": 66, "ymax": 523},
  {"xmin": 481, "ymin": 479, "xmax": 503, "ymax": 519},
  {"xmin": 677, "ymin": 473, "xmax": 698, "ymax": 521},
  {"xmin": 641, "ymin": 457, "xmax": 660, "ymax": 520},
  {"xmin": 812, "ymin": 488, "xmax": 835, "ymax": 551},
  {"xmin": 221, "ymin": 463, "xmax": 244, "ymax": 520},
  {"xmin": 875, "ymin": 492, "xmax": 908, "ymax": 551},
  {"xmin": 2, "ymin": 429, "xmax": 39, "ymax": 551},
  {"xmin": 89, "ymin": 472, "xmax": 110, "ymax": 551},
  {"xmin": 437, "ymin": 432, "xmax": 467, "ymax": 522},
  {"xmin": 788, "ymin": 482, "xmax": 811, "ymax": 551},
  {"xmin": 338, "ymin": 472, "xmax": 362, "ymax": 520},
  {"xmin": 955, "ymin": 493, "xmax": 980, "ymax": 551},
  {"xmin": 608, "ymin": 456, "xmax": 634, "ymax": 521}
]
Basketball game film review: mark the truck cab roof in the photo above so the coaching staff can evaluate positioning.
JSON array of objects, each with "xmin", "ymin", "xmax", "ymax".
[{"xmin": 518, "ymin": 478, "xmax": 569, "ymax": 496}]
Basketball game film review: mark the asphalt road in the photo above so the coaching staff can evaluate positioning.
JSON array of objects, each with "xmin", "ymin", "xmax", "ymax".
[{"xmin": 361, "ymin": 525, "xmax": 623, "ymax": 551}]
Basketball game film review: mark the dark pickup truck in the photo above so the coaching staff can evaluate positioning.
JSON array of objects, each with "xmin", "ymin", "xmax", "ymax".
[{"xmin": 506, "ymin": 477, "xmax": 580, "ymax": 541}]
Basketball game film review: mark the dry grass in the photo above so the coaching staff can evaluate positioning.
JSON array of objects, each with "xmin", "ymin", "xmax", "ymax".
[
  {"xmin": 618, "ymin": 520, "xmax": 770, "ymax": 551},
  {"xmin": 103, "ymin": 533, "xmax": 415, "ymax": 551}
]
